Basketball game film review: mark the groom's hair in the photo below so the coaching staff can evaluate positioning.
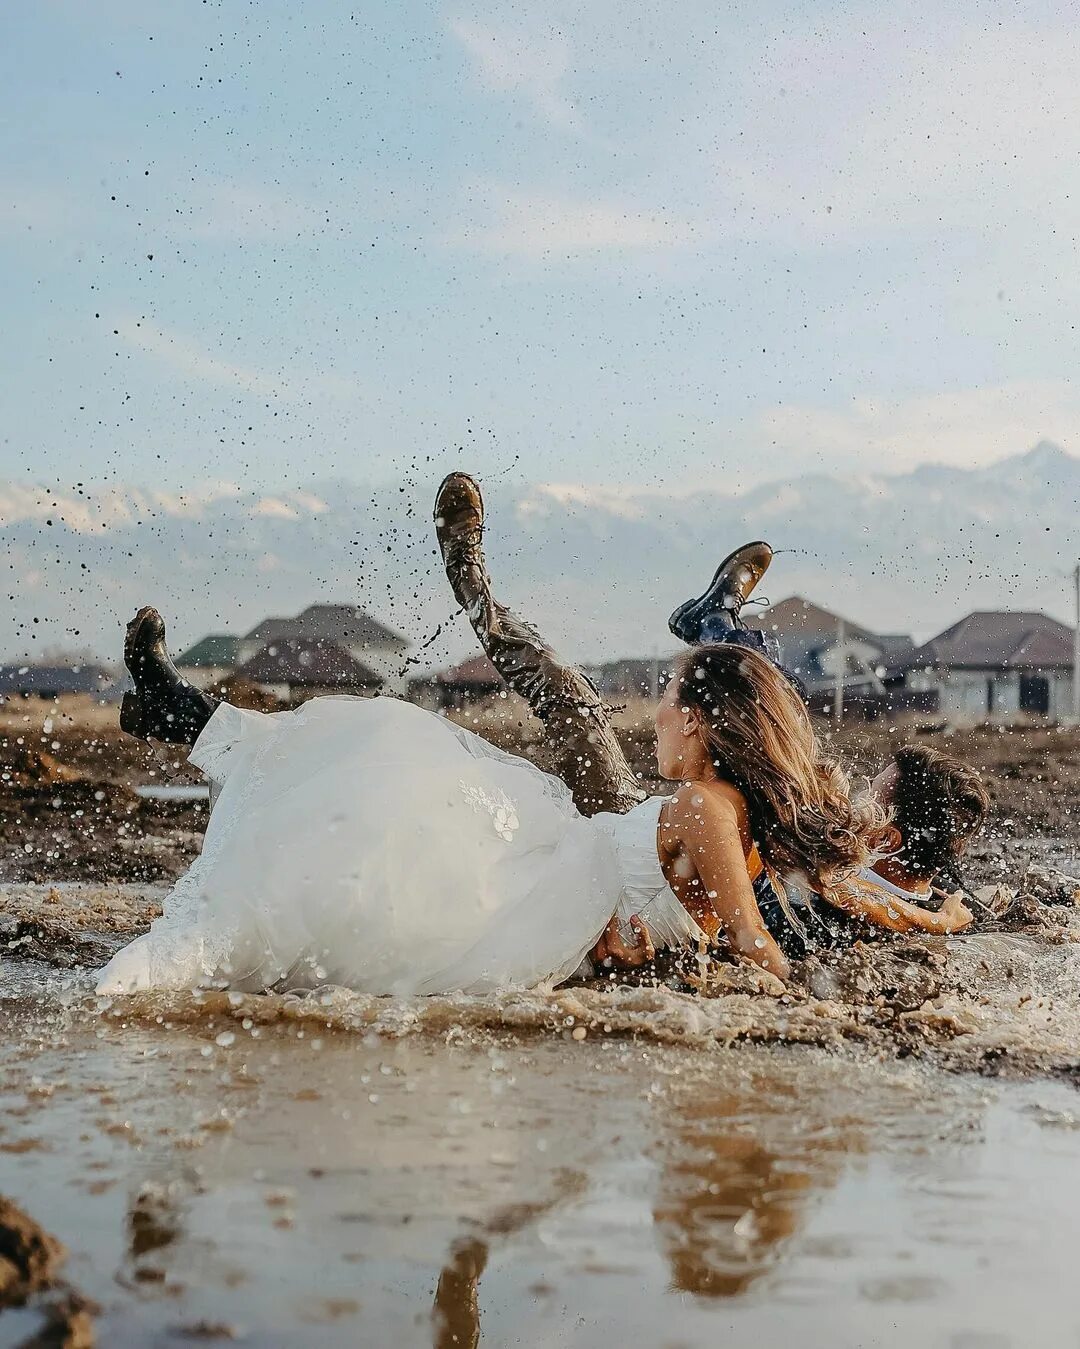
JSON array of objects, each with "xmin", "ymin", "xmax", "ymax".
[{"xmin": 892, "ymin": 745, "xmax": 990, "ymax": 881}]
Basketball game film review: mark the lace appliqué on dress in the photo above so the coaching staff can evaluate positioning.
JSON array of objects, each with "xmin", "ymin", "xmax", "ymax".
[{"xmin": 459, "ymin": 781, "xmax": 520, "ymax": 842}]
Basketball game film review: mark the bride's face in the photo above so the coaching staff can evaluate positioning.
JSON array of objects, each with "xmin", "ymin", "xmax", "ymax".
[{"xmin": 654, "ymin": 677, "xmax": 710, "ymax": 781}]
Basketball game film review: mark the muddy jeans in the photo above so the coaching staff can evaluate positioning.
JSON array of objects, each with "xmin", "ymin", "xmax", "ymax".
[{"xmin": 441, "ymin": 551, "xmax": 646, "ymax": 818}]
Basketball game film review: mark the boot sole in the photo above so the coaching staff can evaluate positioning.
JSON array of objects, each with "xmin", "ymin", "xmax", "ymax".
[{"xmin": 434, "ymin": 474, "xmax": 485, "ymax": 551}]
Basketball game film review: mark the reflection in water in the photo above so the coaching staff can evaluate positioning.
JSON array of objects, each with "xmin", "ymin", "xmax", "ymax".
[
  {"xmin": 424, "ymin": 1073, "xmax": 865, "ymax": 1339},
  {"xmin": 652, "ymin": 1076, "xmax": 859, "ymax": 1298},
  {"xmin": 432, "ymin": 1237, "xmax": 489, "ymax": 1349},
  {"xmin": 430, "ymin": 1170, "xmax": 585, "ymax": 1346},
  {"xmin": 128, "ymin": 1181, "xmax": 182, "ymax": 1260}
]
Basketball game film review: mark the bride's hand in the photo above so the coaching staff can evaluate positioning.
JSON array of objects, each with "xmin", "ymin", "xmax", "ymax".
[{"xmin": 595, "ymin": 915, "xmax": 655, "ymax": 971}]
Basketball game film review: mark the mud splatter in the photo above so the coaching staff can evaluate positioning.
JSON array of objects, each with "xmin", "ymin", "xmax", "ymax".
[{"xmin": 0, "ymin": 1194, "xmax": 96, "ymax": 1346}]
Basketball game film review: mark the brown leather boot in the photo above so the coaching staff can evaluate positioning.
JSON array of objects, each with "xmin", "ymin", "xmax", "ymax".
[{"xmin": 434, "ymin": 473, "xmax": 644, "ymax": 817}]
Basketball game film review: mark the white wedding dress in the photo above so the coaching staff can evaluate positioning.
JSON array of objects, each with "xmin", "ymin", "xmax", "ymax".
[{"xmin": 96, "ymin": 697, "xmax": 704, "ymax": 997}]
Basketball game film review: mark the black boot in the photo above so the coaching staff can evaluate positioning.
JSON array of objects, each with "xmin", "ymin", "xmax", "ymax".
[
  {"xmin": 668, "ymin": 541, "xmax": 773, "ymax": 644},
  {"xmin": 120, "ymin": 607, "xmax": 219, "ymax": 745}
]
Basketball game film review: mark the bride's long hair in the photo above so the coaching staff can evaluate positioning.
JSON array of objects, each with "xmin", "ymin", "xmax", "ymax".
[{"xmin": 671, "ymin": 644, "xmax": 884, "ymax": 898}]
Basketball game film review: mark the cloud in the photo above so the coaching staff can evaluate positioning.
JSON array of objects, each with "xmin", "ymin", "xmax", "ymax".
[
  {"xmin": 446, "ymin": 11, "xmax": 1080, "ymax": 262},
  {"xmin": 522, "ymin": 483, "xmax": 648, "ymax": 521},
  {"xmin": 446, "ymin": 16, "xmax": 576, "ymax": 129},
  {"xmin": 114, "ymin": 318, "xmax": 290, "ymax": 398},
  {"xmin": 170, "ymin": 178, "xmax": 326, "ymax": 242},
  {"xmin": 713, "ymin": 14, "xmax": 1080, "ymax": 243},
  {"xmin": 112, "ymin": 318, "xmax": 365, "ymax": 407},
  {"xmin": 454, "ymin": 185, "xmax": 704, "ymax": 258},
  {"xmin": 759, "ymin": 380, "xmax": 1080, "ymax": 473},
  {"xmin": 0, "ymin": 481, "xmax": 243, "ymax": 533}
]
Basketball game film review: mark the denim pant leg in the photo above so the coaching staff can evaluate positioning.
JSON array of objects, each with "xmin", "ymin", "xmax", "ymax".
[{"xmin": 694, "ymin": 620, "xmax": 806, "ymax": 699}]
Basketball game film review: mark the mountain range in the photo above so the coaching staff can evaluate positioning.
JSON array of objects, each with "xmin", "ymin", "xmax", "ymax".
[{"xmin": 2, "ymin": 442, "xmax": 1077, "ymax": 669}]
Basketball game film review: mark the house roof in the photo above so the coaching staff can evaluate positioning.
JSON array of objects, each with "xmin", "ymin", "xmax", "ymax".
[
  {"xmin": 911, "ymin": 611, "xmax": 1076, "ymax": 671},
  {"xmin": 744, "ymin": 596, "xmax": 878, "ymax": 644},
  {"xmin": 243, "ymin": 604, "xmax": 407, "ymax": 651},
  {"xmin": 176, "ymin": 635, "xmax": 241, "ymax": 668},
  {"xmin": 237, "ymin": 639, "xmax": 384, "ymax": 689},
  {"xmin": 741, "ymin": 595, "xmax": 914, "ymax": 686},
  {"xmin": 0, "ymin": 663, "xmax": 112, "ymax": 695},
  {"xmin": 242, "ymin": 616, "xmax": 296, "ymax": 644},
  {"xmin": 436, "ymin": 654, "xmax": 502, "ymax": 687}
]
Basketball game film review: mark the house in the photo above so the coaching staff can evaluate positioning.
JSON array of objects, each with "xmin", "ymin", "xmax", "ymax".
[
  {"xmin": 585, "ymin": 657, "xmax": 676, "ymax": 701},
  {"xmin": 236, "ymin": 638, "xmax": 384, "ymax": 702},
  {"xmin": 409, "ymin": 654, "xmax": 504, "ymax": 710},
  {"xmin": 743, "ymin": 597, "xmax": 918, "ymax": 713},
  {"xmin": 237, "ymin": 604, "xmax": 409, "ymax": 692},
  {"xmin": 902, "ymin": 611, "xmax": 1076, "ymax": 721},
  {"xmin": 176, "ymin": 635, "xmax": 242, "ymax": 692},
  {"xmin": 0, "ymin": 662, "xmax": 115, "ymax": 702}
]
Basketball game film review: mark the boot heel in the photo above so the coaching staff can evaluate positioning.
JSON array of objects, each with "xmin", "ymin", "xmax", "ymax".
[{"xmin": 119, "ymin": 690, "xmax": 148, "ymax": 739}]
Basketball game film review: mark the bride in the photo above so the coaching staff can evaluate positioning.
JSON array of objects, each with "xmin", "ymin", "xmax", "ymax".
[{"xmin": 96, "ymin": 629, "xmax": 885, "ymax": 996}]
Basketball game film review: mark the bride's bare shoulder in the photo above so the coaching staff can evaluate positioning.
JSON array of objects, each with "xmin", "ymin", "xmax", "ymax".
[{"xmin": 661, "ymin": 779, "xmax": 747, "ymax": 828}]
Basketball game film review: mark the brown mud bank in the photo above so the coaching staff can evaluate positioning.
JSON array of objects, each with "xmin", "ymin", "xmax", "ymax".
[
  {"xmin": 0, "ymin": 1193, "xmax": 96, "ymax": 1347},
  {"xmin": 0, "ymin": 699, "xmax": 206, "ymax": 885},
  {"xmin": 6, "ymin": 701, "xmax": 1078, "ymax": 890},
  {"xmin": 4, "ymin": 697, "xmax": 1080, "ymax": 889}
]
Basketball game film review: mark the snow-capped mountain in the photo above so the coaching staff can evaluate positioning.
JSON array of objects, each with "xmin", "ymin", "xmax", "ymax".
[{"xmin": 2, "ymin": 443, "xmax": 1077, "ymax": 667}]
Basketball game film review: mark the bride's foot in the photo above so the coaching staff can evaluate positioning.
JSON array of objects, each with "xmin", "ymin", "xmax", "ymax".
[
  {"xmin": 434, "ymin": 473, "xmax": 544, "ymax": 655},
  {"xmin": 121, "ymin": 607, "xmax": 219, "ymax": 745},
  {"xmin": 434, "ymin": 472, "xmax": 488, "ymax": 612}
]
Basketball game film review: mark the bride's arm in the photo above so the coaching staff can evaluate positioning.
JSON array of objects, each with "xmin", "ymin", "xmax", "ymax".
[{"xmin": 664, "ymin": 789, "xmax": 791, "ymax": 981}]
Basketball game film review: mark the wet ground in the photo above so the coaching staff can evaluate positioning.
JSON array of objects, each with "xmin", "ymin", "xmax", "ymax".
[
  {"xmin": 3, "ymin": 699, "xmax": 1080, "ymax": 1343},
  {"xmin": 4, "ymin": 961, "xmax": 1080, "ymax": 1347},
  {"xmin": 4, "ymin": 697, "xmax": 1080, "ymax": 889}
]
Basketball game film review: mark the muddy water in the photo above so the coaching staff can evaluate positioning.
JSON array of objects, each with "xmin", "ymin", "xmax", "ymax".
[{"xmin": 1, "ymin": 960, "xmax": 1080, "ymax": 1347}]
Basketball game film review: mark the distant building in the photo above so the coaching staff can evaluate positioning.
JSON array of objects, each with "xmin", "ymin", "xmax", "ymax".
[
  {"xmin": 409, "ymin": 654, "xmax": 503, "ymax": 710},
  {"xmin": 0, "ymin": 662, "xmax": 115, "ymax": 701},
  {"xmin": 236, "ymin": 638, "xmax": 384, "ymax": 702},
  {"xmin": 237, "ymin": 604, "xmax": 409, "ymax": 693},
  {"xmin": 902, "ymin": 611, "xmax": 1075, "ymax": 721},
  {"xmin": 176, "ymin": 635, "xmax": 242, "ymax": 691},
  {"xmin": 585, "ymin": 656, "xmax": 676, "ymax": 701},
  {"xmin": 744, "ymin": 596, "xmax": 917, "ymax": 712}
]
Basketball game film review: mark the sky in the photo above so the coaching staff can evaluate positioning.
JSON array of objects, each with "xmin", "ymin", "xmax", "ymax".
[{"xmin": 4, "ymin": 0, "xmax": 1080, "ymax": 502}]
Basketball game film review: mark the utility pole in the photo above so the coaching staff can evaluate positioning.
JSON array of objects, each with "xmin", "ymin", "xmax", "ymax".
[
  {"xmin": 833, "ymin": 617, "xmax": 845, "ymax": 721},
  {"xmin": 1073, "ymin": 562, "xmax": 1079, "ymax": 723}
]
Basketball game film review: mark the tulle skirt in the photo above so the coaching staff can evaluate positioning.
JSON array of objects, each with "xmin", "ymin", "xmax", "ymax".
[{"xmin": 96, "ymin": 697, "xmax": 624, "ymax": 996}]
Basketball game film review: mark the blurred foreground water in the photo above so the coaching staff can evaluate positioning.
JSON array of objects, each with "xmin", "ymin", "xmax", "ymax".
[{"xmin": 3, "ymin": 931, "xmax": 1080, "ymax": 1347}]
